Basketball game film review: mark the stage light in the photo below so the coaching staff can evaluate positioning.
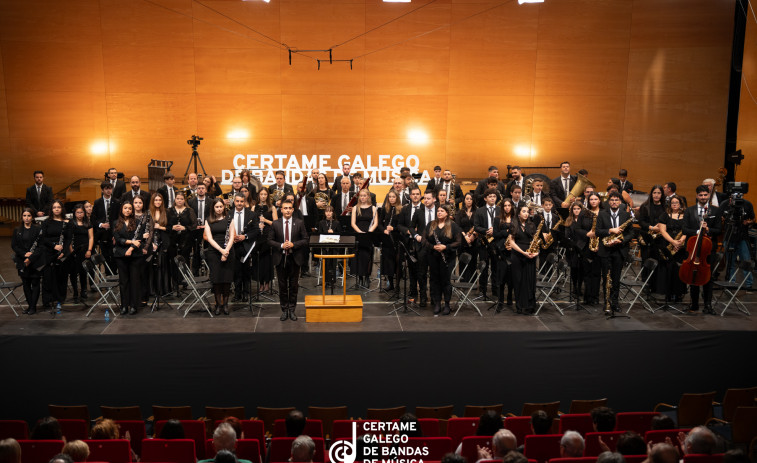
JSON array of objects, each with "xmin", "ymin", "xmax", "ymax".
[
  {"xmin": 384, "ymin": 0, "xmax": 411, "ymax": 2},
  {"xmin": 226, "ymin": 129, "xmax": 249, "ymax": 140},
  {"xmin": 90, "ymin": 140, "xmax": 109, "ymax": 155},
  {"xmin": 407, "ymin": 128, "xmax": 429, "ymax": 145},
  {"xmin": 513, "ymin": 144, "xmax": 536, "ymax": 158},
  {"xmin": 518, "ymin": 0, "xmax": 544, "ymax": 4}
]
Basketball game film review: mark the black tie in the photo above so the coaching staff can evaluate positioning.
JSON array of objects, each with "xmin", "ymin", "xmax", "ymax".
[
  {"xmin": 412, "ymin": 206, "xmax": 418, "ymax": 220},
  {"xmin": 612, "ymin": 213, "xmax": 618, "ymax": 228},
  {"xmin": 427, "ymin": 209, "xmax": 432, "ymax": 224},
  {"xmin": 237, "ymin": 212, "xmax": 242, "ymax": 236}
]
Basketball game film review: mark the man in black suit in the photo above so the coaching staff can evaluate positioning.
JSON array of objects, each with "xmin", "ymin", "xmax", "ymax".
[
  {"xmin": 551, "ymin": 161, "xmax": 578, "ymax": 215},
  {"xmin": 331, "ymin": 161, "xmax": 354, "ymax": 193},
  {"xmin": 397, "ymin": 186, "xmax": 424, "ymax": 301},
  {"xmin": 425, "ymin": 165, "xmax": 443, "ymax": 193},
  {"xmin": 106, "ymin": 168, "xmax": 127, "ymax": 199},
  {"xmin": 510, "ymin": 185, "xmax": 526, "ymax": 210},
  {"xmin": 383, "ymin": 177, "xmax": 408, "ymax": 206},
  {"xmin": 331, "ymin": 176, "xmax": 355, "ymax": 220},
  {"xmin": 188, "ymin": 183, "xmax": 212, "ymax": 275},
  {"xmin": 352, "ymin": 173, "xmax": 376, "ymax": 205},
  {"xmin": 230, "ymin": 194, "xmax": 260, "ymax": 303},
  {"xmin": 268, "ymin": 200, "xmax": 309, "ymax": 321},
  {"xmin": 474, "ymin": 166, "xmax": 507, "ymax": 207},
  {"xmin": 702, "ymin": 178, "xmax": 727, "ymax": 208},
  {"xmin": 120, "ymin": 175, "xmax": 151, "ymax": 206},
  {"xmin": 505, "ymin": 166, "xmax": 525, "ymax": 199},
  {"xmin": 537, "ymin": 198, "xmax": 562, "ymax": 261},
  {"xmin": 25, "ymin": 170, "xmax": 54, "ymax": 217},
  {"xmin": 409, "ymin": 191, "xmax": 437, "ymax": 307},
  {"xmin": 92, "ymin": 181, "xmax": 120, "ymax": 274},
  {"xmin": 474, "ymin": 188, "xmax": 501, "ymax": 300},
  {"xmin": 618, "ymin": 169, "xmax": 633, "ymax": 194},
  {"xmin": 268, "ymin": 170, "xmax": 294, "ymax": 203},
  {"xmin": 682, "ymin": 185, "xmax": 722, "ymax": 314},
  {"xmin": 434, "ymin": 169, "xmax": 464, "ymax": 210},
  {"xmin": 157, "ymin": 172, "xmax": 179, "ymax": 209},
  {"xmin": 596, "ymin": 192, "xmax": 635, "ymax": 314},
  {"xmin": 529, "ymin": 178, "xmax": 548, "ymax": 208}
]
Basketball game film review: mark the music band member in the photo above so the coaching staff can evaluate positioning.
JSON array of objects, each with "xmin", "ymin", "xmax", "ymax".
[
  {"xmin": 93, "ymin": 182, "xmax": 119, "ymax": 274},
  {"xmin": 597, "ymin": 192, "xmax": 634, "ymax": 314},
  {"xmin": 332, "ymin": 161, "xmax": 354, "ymax": 193},
  {"xmin": 317, "ymin": 205, "xmax": 343, "ymax": 288},
  {"xmin": 149, "ymin": 193, "xmax": 170, "ymax": 301},
  {"xmin": 203, "ymin": 175, "xmax": 223, "ymax": 199},
  {"xmin": 435, "ymin": 169, "xmax": 463, "ymax": 210},
  {"xmin": 12, "ymin": 208, "xmax": 44, "ymax": 314},
  {"xmin": 41, "ymin": 200, "xmax": 71, "ymax": 312},
  {"xmin": 121, "ymin": 175, "xmax": 151, "ymax": 206},
  {"xmin": 189, "ymin": 183, "xmax": 211, "ymax": 276},
  {"xmin": 268, "ymin": 200, "xmax": 309, "ymax": 321},
  {"xmin": 637, "ymin": 185, "xmax": 666, "ymax": 292},
  {"xmin": 132, "ymin": 196, "xmax": 153, "ymax": 305},
  {"xmin": 410, "ymin": 191, "xmax": 437, "ymax": 307},
  {"xmin": 25, "ymin": 170, "xmax": 54, "ymax": 218},
  {"xmin": 538, "ymin": 198, "xmax": 561, "ymax": 260},
  {"xmin": 506, "ymin": 166, "xmax": 525, "ymax": 199},
  {"xmin": 351, "ymin": 188, "xmax": 378, "ymax": 288},
  {"xmin": 379, "ymin": 190, "xmax": 402, "ymax": 291},
  {"xmin": 563, "ymin": 201, "xmax": 586, "ymax": 301},
  {"xmin": 253, "ymin": 189, "xmax": 278, "ymax": 293},
  {"xmin": 618, "ymin": 169, "xmax": 633, "ymax": 194},
  {"xmin": 425, "ymin": 165, "xmax": 443, "ymax": 193},
  {"xmin": 581, "ymin": 193, "xmax": 602, "ymax": 305},
  {"xmin": 106, "ymin": 167, "xmax": 126, "ymax": 199},
  {"xmin": 397, "ymin": 186, "xmax": 423, "ymax": 302},
  {"xmin": 157, "ymin": 172, "xmax": 178, "ymax": 209},
  {"xmin": 508, "ymin": 205, "xmax": 539, "ymax": 314},
  {"xmin": 663, "ymin": 182, "xmax": 677, "ymax": 205},
  {"xmin": 231, "ymin": 194, "xmax": 260, "ymax": 303},
  {"xmin": 425, "ymin": 204, "xmax": 461, "ymax": 315},
  {"xmin": 683, "ymin": 185, "xmax": 721, "ymax": 314},
  {"xmin": 658, "ymin": 196, "xmax": 687, "ymax": 303},
  {"xmin": 331, "ymin": 176, "xmax": 354, "ymax": 218},
  {"xmin": 167, "ymin": 192, "xmax": 197, "ymax": 293},
  {"xmin": 493, "ymin": 199, "xmax": 515, "ymax": 309},
  {"xmin": 530, "ymin": 179, "xmax": 547, "ymax": 207},
  {"xmin": 551, "ymin": 161, "xmax": 577, "ymax": 215},
  {"xmin": 205, "ymin": 198, "xmax": 236, "ymax": 316},
  {"xmin": 186, "ymin": 172, "xmax": 200, "ymax": 198},
  {"xmin": 113, "ymin": 201, "xmax": 143, "ymax": 315},
  {"xmin": 68, "ymin": 204, "xmax": 94, "ymax": 305},
  {"xmin": 474, "ymin": 188, "xmax": 501, "ymax": 301},
  {"xmin": 510, "ymin": 185, "xmax": 525, "ymax": 210},
  {"xmin": 474, "ymin": 166, "xmax": 506, "ymax": 207},
  {"xmin": 456, "ymin": 193, "xmax": 478, "ymax": 284},
  {"xmin": 239, "ymin": 169, "xmax": 258, "ymax": 201}
]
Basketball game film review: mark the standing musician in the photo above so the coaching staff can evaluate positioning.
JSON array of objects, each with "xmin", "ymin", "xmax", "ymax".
[
  {"xmin": 663, "ymin": 182, "xmax": 678, "ymax": 206},
  {"xmin": 310, "ymin": 172, "xmax": 333, "ymax": 224},
  {"xmin": 186, "ymin": 172, "xmax": 200, "ymax": 198},
  {"xmin": 474, "ymin": 188, "xmax": 501, "ymax": 301},
  {"xmin": 510, "ymin": 185, "xmax": 526, "ymax": 210},
  {"xmin": 353, "ymin": 173, "xmax": 376, "ymax": 205},
  {"xmin": 397, "ymin": 186, "xmax": 424, "ymax": 303},
  {"xmin": 637, "ymin": 185, "xmax": 666, "ymax": 292},
  {"xmin": 296, "ymin": 178, "xmax": 317, "ymax": 235},
  {"xmin": 493, "ymin": 199, "xmax": 516, "ymax": 309},
  {"xmin": 331, "ymin": 161, "xmax": 354, "ymax": 193},
  {"xmin": 682, "ymin": 185, "xmax": 722, "ymax": 314},
  {"xmin": 188, "ymin": 183, "xmax": 212, "ymax": 276},
  {"xmin": 93, "ymin": 181, "xmax": 119, "ymax": 274},
  {"xmin": 383, "ymin": 177, "xmax": 407, "ymax": 207},
  {"xmin": 530, "ymin": 179, "xmax": 547, "ymax": 207},
  {"xmin": 435, "ymin": 188, "xmax": 450, "ymax": 210},
  {"xmin": 379, "ymin": 190, "xmax": 403, "ymax": 291},
  {"xmin": 317, "ymin": 205, "xmax": 343, "ymax": 288},
  {"xmin": 224, "ymin": 176, "xmax": 244, "ymax": 209},
  {"xmin": 703, "ymin": 178, "xmax": 727, "ymax": 208},
  {"xmin": 203, "ymin": 175, "xmax": 223, "ymax": 199},
  {"xmin": 331, "ymin": 176, "xmax": 355, "ymax": 221},
  {"xmin": 157, "ymin": 172, "xmax": 178, "ymax": 209},
  {"xmin": 120, "ymin": 175, "xmax": 151, "ymax": 206},
  {"xmin": 581, "ymin": 193, "xmax": 603, "ymax": 305},
  {"xmin": 410, "ymin": 191, "xmax": 438, "ymax": 307},
  {"xmin": 425, "ymin": 166, "xmax": 443, "ymax": 193},
  {"xmin": 435, "ymin": 169, "xmax": 463, "ymax": 210},
  {"xmin": 205, "ymin": 198, "xmax": 236, "ymax": 316},
  {"xmin": 506, "ymin": 166, "xmax": 525, "ymax": 199},
  {"xmin": 113, "ymin": 201, "xmax": 143, "ymax": 315},
  {"xmin": 508, "ymin": 204, "xmax": 540, "ymax": 315},
  {"xmin": 551, "ymin": 161, "xmax": 577, "ymax": 217},
  {"xmin": 106, "ymin": 167, "xmax": 127, "ymax": 200},
  {"xmin": 596, "ymin": 192, "xmax": 634, "ymax": 314},
  {"xmin": 167, "ymin": 192, "xmax": 197, "ymax": 291},
  {"xmin": 455, "ymin": 193, "xmax": 478, "ymax": 283},
  {"xmin": 351, "ymin": 189, "xmax": 378, "ymax": 288},
  {"xmin": 474, "ymin": 166, "xmax": 507, "ymax": 207},
  {"xmin": 658, "ymin": 196, "xmax": 688, "ymax": 304},
  {"xmin": 25, "ymin": 170, "xmax": 54, "ymax": 218},
  {"xmin": 618, "ymin": 169, "xmax": 633, "ymax": 194},
  {"xmin": 41, "ymin": 200, "xmax": 71, "ymax": 312},
  {"xmin": 537, "ymin": 198, "xmax": 561, "ymax": 261},
  {"xmin": 132, "ymin": 196, "xmax": 152, "ymax": 306},
  {"xmin": 268, "ymin": 200, "xmax": 309, "ymax": 321},
  {"xmin": 253, "ymin": 189, "xmax": 278, "ymax": 293},
  {"xmin": 304, "ymin": 169, "xmax": 319, "ymax": 194},
  {"xmin": 12, "ymin": 208, "xmax": 44, "ymax": 314},
  {"xmin": 239, "ymin": 169, "xmax": 258, "ymax": 200},
  {"xmin": 149, "ymin": 193, "xmax": 170, "ymax": 301},
  {"xmin": 231, "ymin": 194, "xmax": 260, "ymax": 303},
  {"xmin": 563, "ymin": 201, "xmax": 587, "ymax": 302},
  {"xmin": 425, "ymin": 205, "xmax": 462, "ymax": 316},
  {"xmin": 67, "ymin": 204, "xmax": 94, "ymax": 305}
]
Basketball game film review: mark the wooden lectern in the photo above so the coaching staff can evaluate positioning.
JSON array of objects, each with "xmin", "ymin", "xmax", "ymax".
[{"xmin": 305, "ymin": 253, "xmax": 363, "ymax": 322}]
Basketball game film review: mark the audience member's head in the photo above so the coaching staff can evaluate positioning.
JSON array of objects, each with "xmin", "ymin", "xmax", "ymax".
[
  {"xmin": 648, "ymin": 443, "xmax": 679, "ymax": 463},
  {"xmin": 597, "ymin": 451, "xmax": 626, "ymax": 463},
  {"xmin": 223, "ymin": 417, "xmax": 242, "ymax": 439},
  {"xmin": 441, "ymin": 453, "xmax": 467, "ymax": 463},
  {"xmin": 356, "ymin": 434, "xmax": 380, "ymax": 462},
  {"xmin": 62, "ymin": 440, "xmax": 89, "ymax": 462},
  {"xmin": 398, "ymin": 413, "xmax": 423, "ymax": 437},
  {"xmin": 214, "ymin": 449, "xmax": 238, "ymax": 463},
  {"xmin": 650, "ymin": 415, "xmax": 675, "ymax": 430},
  {"xmin": 616, "ymin": 431, "xmax": 646, "ymax": 456},
  {"xmin": 502, "ymin": 450, "xmax": 529, "ymax": 463},
  {"xmin": 290, "ymin": 435, "xmax": 315, "ymax": 462},
  {"xmin": 91, "ymin": 419, "xmax": 119, "ymax": 439},
  {"xmin": 285, "ymin": 410, "xmax": 307, "ymax": 438},
  {"xmin": 212, "ymin": 423, "xmax": 237, "ymax": 453},
  {"xmin": 32, "ymin": 417, "xmax": 63, "ymax": 440},
  {"xmin": 591, "ymin": 407, "xmax": 616, "ymax": 432},
  {"xmin": 531, "ymin": 410, "xmax": 552, "ymax": 435},
  {"xmin": 0, "ymin": 438, "xmax": 21, "ymax": 463},
  {"xmin": 159, "ymin": 419, "xmax": 185, "ymax": 439},
  {"xmin": 683, "ymin": 427, "xmax": 717, "ymax": 455},
  {"xmin": 48, "ymin": 454, "xmax": 73, "ymax": 463},
  {"xmin": 723, "ymin": 449, "xmax": 750, "ymax": 463},
  {"xmin": 477, "ymin": 410, "xmax": 504, "ymax": 436},
  {"xmin": 492, "ymin": 429, "xmax": 518, "ymax": 457},
  {"xmin": 560, "ymin": 431, "xmax": 585, "ymax": 458}
]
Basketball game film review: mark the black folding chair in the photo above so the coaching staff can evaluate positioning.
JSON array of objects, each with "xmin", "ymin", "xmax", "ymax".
[
  {"xmin": 621, "ymin": 258, "xmax": 658, "ymax": 313},
  {"xmin": 0, "ymin": 273, "xmax": 24, "ymax": 317},
  {"xmin": 713, "ymin": 259, "xmax": 753, "ymax": 316},
  {"xmin": 534, "ymin": 260, "xmax": 569, "ymax": 316},
  {"xmin": 175, "ymin": 256, "xmax": 214, "ymax": 317},
  {"xmin": 453, "ymin": 260, "xmax": 485, "ymax": 316},
  {"xmin": 83, "ymin": 260, "xmax": 120, "ymax": 318}
]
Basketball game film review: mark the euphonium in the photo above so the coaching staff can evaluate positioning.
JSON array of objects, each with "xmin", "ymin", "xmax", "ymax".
[
  {"xmin": 541, "ymin": 216, "xmax": 564, "ymax": 250},
  {"xmin": 602, "ymin": 217, "xmax": 634, "ymax": 246},
  {"xmin": 527, "ymin": 220, "xmax": 544, "ymax": 254},
  {"xmin": 588, "ymin": 213, "xmax": 600, "ymax": 252}
]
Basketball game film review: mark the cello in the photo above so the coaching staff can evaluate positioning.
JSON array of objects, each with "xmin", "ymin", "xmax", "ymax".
[{"xmin": 678, "ymin": 205, "xmax": 713, "ymax": 286}]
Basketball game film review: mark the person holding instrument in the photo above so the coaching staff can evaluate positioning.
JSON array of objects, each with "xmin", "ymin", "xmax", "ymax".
[
  {"xmin": 658, "ymin": 196, "xmax": 687, "ymax": 304},
  {"xmin": 455, "ymin": 193, "xmax": 478, "ymax": 284},
  {"xmin": 682, "ymin": 185, "xmax": 721, "ymax": 314},
  {"xmin": 425, "ymin": 204, "xmax": 461, "ymax": 315},
  {"xmin": 204, "ymin": 198, "xmax": 236, "ymax": 315},
  {"xmin": 113, "ymin": 202, "xmax": 143, "ymax": 315},
  {"xmin": 581, "ymin": 193, "xmax": 602, "ymax": 305},
  {"xmin": 12, "ymin": 208, "xmax": 43, "ymax": 314},
  {"xmin": 379, "ymin": 190, "xmax": 403, "ymax": 291},
  {"xmin": 507, "ymin": 205, "xmax": 539, "ymax": 314},
  {"xmin": 493, "ymin": 199, "xmax": 515, "ymax": 310},
  {"xmin": 473, "ymin": 188, "xmax": 501, "ymax": 301},
  {"xmin": 637, "ymin": 185, "xmax": 666, "ymax": 292},
  {"xmin": 253, "ymin": 189, "xmax": 277, "ymax": 293},
  {"xmin": 563, "ymin": 201, "xmax": 587, "ymax": 302},
  {"xmin": 317, "ymin": 205, "xmax": 343, "ymax": 289},
  {"xmin": 596, "ymin": 192, "xmax": 634, "ymax": 315},
  {"xmin": 351, "ymin": 189, "xmax": 378, "ymax": 288},
  {"xmin": 41, "ymin": 200, "xmax": 71, "ymax": 312},
  {"xmin": 67, "ymin": 204, "xmax": 93, "ymax": 305}
]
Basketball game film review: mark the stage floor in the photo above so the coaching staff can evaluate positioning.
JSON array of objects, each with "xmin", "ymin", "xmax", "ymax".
[{"xmin": 1, "ymin": 239, "xmax": 755, "ymax": 335}]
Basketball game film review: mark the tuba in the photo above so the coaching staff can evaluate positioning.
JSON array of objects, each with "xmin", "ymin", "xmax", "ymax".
[{"xmin": 565, "ymin": 173, "xmax": 595, "ymax": 205}]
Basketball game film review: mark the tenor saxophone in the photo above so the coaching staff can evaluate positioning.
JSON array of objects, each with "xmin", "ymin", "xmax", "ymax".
[
  {"xmin": 588, "ymin": 213, "xmax": 599, "ymax": 252},
  {"xmin": 527, "ymin": 220, "xmax": 544, "ymax": 254},
  {"xmin": 602, "ymin": 217, "xmax": 634, "ymax": 246},
  {"xmin": 541, "ymin": 216, "xmax": 564, "ymax": 250}
]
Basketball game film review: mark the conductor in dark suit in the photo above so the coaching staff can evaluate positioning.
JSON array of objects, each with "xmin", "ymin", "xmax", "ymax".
[
  {"xmin": 551, "ymin": 161, "xmax": 578, "ymax": 216},
  {"xmin": 92, "ymin": 181, "xmax": 120, "ymax": 273},
  {"xmin": 682, "ymin": 185, "xmax": 722, "ymax": 314},
  {"xmin": 156, "ymin": 172, "xmax": 179, "ymax": 209},
  {"xmin": 106, "ymin": 168, "xmax": 127, "ymax": 199},
  {"xmin": 230, "ymin": 194, "xmax": 260, "ymax": 302},
  {"xmin": 25, "ymin": 170, "xmax": 54, "ymax": 217},
  {"xmin": 596, "ymin": 192, "xmax": 635, "ymax": 314},
  {"xmin": 268, "ymin": 199, "xmax": 309, "ymax": 321},
  {"xmin": 121, "ymin": 175, "xmax": 151, "ymax": 206}
]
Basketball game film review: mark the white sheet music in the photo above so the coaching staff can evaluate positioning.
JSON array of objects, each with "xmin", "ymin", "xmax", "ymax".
[{"xmin": 320, "ymin": 235, "xmax": 341, "ymax": 244}]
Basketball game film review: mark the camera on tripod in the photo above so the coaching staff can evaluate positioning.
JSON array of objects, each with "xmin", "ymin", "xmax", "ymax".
[{"xmin": 725, "ymin": 182, "xmax": 748, "ymax": 208}]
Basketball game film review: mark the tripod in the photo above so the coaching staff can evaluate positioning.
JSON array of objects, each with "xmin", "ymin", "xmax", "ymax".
[
  {"xmin": 389, "ymin": 241, "xmax": 420, "ymax": 316},
  {"xmin": 182, "ymin": 135, "xmax": 207, "ymax": 179}
]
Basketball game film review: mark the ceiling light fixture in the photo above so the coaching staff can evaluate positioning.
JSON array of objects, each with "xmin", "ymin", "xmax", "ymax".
[
  {"xmin": 518, "ymin": 0, "xmax": 544, "ymax": 4},
  {"xmin": 383, "ymin": 0, "xmax": 411, "ymax": 3}
]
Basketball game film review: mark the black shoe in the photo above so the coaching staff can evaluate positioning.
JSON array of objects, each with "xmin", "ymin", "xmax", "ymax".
[
  {"xmin": 419, "ymin": 298, "xmax": 427, "ymax": 308},
  {"xmin": 241, "ymin": 295, "xmax": 248, "ymax": 302},
  {"xmin": 23, "ymin": 308, "xmax": 29, "ymax": 314},
  {"xmin": 433, "ymin": 304, "xmax": 441, "ymax": 315},
  {"xmin": 231, "ymin": 296, "xmax": 241, "ymax": 302},
  {"xmin": 687, "ymin": 304, "xmax": 700, "ymax": 313},
  {"xmin": 128, "ymin": 307, "xmax": 137, "ymax": 315},
  {"xmin": 214, "ymin": 305, "xmax": 221, "ymax": 316},
  {"xmin": 223, "ymin": 305, "xmax": 229, "ymax": 315},
  {"xmin": 506, "ymin": 299, "xmax": 513, "ymax": 306},
  {"xmin": 442, "ymin": 303, "xmax": 451, "ymax": 316},
  {"xmin": 495, "ymin": 302, "xmax": 504, "ymax": 313},
  {"xmin": 289, "ymin": 309, "xmax": 298, "ymax": 321},
  {"xmin": 703, "ymin": 305, "xmax": 715, "ymax": 315},
  {"xmin": 604, "ymin": 309, "xmax": 612, "ymax": 316},
  {"xmin": 516, "ymin": 307, "xmax": 522, "ymax": 314},
  {"xmin": 280, "ymin": 310, "xmax": 289, "ymax": 321},
  {"xmin": 27, "ymin": 307, "xmax": 36, "ymax": 315},
  {"xmin": 120, "ymin": 306, "xmax": 128, "ymax": 315}
]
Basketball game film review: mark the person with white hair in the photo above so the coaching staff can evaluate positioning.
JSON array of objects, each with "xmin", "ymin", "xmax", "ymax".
[
  {"xmin": 198, "ymin": 423, "xmax": 252, "ymax": 463},
  {"xmin": 290, "ymin": 435, "xmax": 315, "ymax": 463},
  {"xmin": 679, "ymin": 426, "xmax": 718, "ymax": 456},
  {"xmin": 477, "ymin": 429, "xmax": 518, "ymax": 462},
  {"xmin": 560, "ymin": 431, "xmax": 585, "ymax": 458}
]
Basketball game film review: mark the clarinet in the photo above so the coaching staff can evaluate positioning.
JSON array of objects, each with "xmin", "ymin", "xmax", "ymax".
[
  {"xmin": 56, "ymin": 220, "xmax": 68, "ymax": 262},
  {"xmin": 131, "ymin": 214, "xmax": 145, "ymax": 248},
  {"xmin": 26, "ymin": 228, "xmax": 42, "ymax": 267},
  {"xmin": 433, "ymin": 228, "xmax": 447, "ymax": 264},
  {"xmin": 222, "ymin": 215, "xmax": 232, "ymax": 248}
]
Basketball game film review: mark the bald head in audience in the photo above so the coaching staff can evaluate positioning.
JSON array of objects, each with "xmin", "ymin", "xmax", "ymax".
[
  {"xmin": 683, "ymin": 427, "xmax": 717, "ymax": 455},
  {"xmin": 560, "ymin": 431, "xmax": 585, "ymax": 458},
  {"xmin": 492, "ymin": 429, "xmax": 518, "ymax": 457},
  {"xmin": 647, "ymin": 443, "xmax": 678, "ymax": 463}
]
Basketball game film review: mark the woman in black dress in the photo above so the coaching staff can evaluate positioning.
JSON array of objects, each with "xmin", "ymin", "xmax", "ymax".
[
  {"xmin": 311, "ymin": 173, "xmax": 333, "ymax": 224},
  {"xmin": 317, "ymin": 205, "xmax": 343, "ymax": 287},
  {"xmin": 132, "ymin": 195, "xmax": 152, "ymax": 305},
  {"xmin": 379, "ymin": 190, "xmax": 402, "ymax": 291},
  {"xmin": 113, "ymin": 202, "xmax": 143, "ymax": 315},
  {"xmin": 658, "ymin": 196, "xmax": 688, "ymax": 303},
  {"xmin": 455, "ymin": 193, "xmax": 478, "ymax": 283},
  {"xmin": 508, "ymin": 205, "xmax": 539, "ymax": 314},
  {"xmin": 252, "ymin": 188, "xmax": 278, "ymax": 293},
  {"xmin": 637, "ymin": 185, "xmax": 666, "ymax": 291},
  {"xmin": 425, "ymin": 205, "xmax": 462, "ymax": 315},
  {"xmin": 204, "ymin": 198, "xmax": 236, "ymax": 315},
  {"xmin": 167, "ymin": 192, "xmax": 197, "ymax": 292},
  {"xmin": 351, "ymin": 189, "xmax": 378, "ymax": 287},
  {"xmin": 11, "ymin": 208, "xmax": 44, "ymax": 314},
  {"xmin": 67, "ymin": 204, "xmax": 93, "ymax": 304},
  {"xmin": 149, "ymin": 193, "xmax": 170, "ymax": 300},
  {"xmin": 203, "ymin": 175, "xmax": 223, "ymax": 199},
  {"xmin": 581, "ymin": 193, "xmax": 602, "ymax": 305},
  {"xmin": 563, "ymin": 201, "xmax": 587, "ymax": 301},
  {"xmin": 41, "ymin": 200, "xmax": 71, "ymax": 312},
  {"xmin": 493, "ymin": 199, "xmax": 515, "ymax": 309}
]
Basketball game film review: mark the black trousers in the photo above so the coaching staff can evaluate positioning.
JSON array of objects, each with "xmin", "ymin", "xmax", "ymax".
[
  {"xmin": 496, "ymin": 254, "xmax": 513, "ymax": 304},
  {"xmin": 276, "ymin": 256, "xmax": 300, "ymax": 311},
  {"xmin": 479, "ymin": 248, "xmax": 498, "ymax": 296},
  {"xmin": 428, "ymin": 251, "xmax": 454, "ymax": 304},
  {"xmin": 601, "ymin": 249, "xmax": 624, "ymax": 308},
  {"xmin": 583, "ymin": 251, "xmax": 601, "ymax": 302},
  {"xmin": 116, "ymin": 255, "xmax": 142, "ymax": 310},
  {"xmin": 42, "ymin": 259, "xmax": 68, "ymax": 306},
  {"xmin": 97, "ymin": 234, "xmax": 115, "ymax": 275},
  {"xmin": 511, "ymin": 252, "xmax": 537, "ymax": 313},
  {"xmin": 20, "ymin": 268, "xmax": 41, "ymax": 311},
  {"xmin": 234, "ymin": 249, "xmax": 251, "ymax": 297},
  {"xmin": 68, "ymin": 248, "xmax": 88, "ymax": 295}
]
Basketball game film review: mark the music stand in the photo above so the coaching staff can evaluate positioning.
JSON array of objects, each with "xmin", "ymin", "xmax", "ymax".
[{"xmin": 389, "ymin": 240, "xmax": 420, "ymax": 316}]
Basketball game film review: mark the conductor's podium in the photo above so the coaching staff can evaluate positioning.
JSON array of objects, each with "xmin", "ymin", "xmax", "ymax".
[{"xmin": 305, "ymin": 252, "xmax": 363, "ymax": 322}]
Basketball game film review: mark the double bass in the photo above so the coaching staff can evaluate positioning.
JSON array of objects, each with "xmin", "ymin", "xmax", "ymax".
[{"xmin": 678, "ymin": 205, "xmax": 713, "ymax": 286}]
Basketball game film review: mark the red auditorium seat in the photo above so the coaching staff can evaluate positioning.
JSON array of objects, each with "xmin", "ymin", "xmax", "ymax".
[
  {"xmin": 115, "ymin": 420, "xmax": 146, "ymax": 457},
  {"xmin": 58, "ymin": 419, "xmax": 88, "ymax": 440},
  {"xmin": 154, "ymin": 420, "xmax": 206, "ymax": 460},
  {"xmin": 141, "ymin": 438, "xmax": 196, "ymax": 463},
  {"xmin": 505, "ymin": 416, "xmax": 534, "ymax": 447},
  {"xmin": 460, "ymin": 436, "xmax": 492, "ymax": 463},
  {"xmin": 391, "ymin": 417, "xmax": 440, "ymax": 437},
  {"xmin": 402, "ymin": 437, "xmax": 453, "ymax": 460},
  {"xmin": 267, "ymin": 437, "xmax": 326, "ymax": 463},
  {"xmin": 523, "ymin": 434, "xmax": 564, "ymax": 463},
  {"xmin": 645, "ymin": 429, "xmax": 691, "ymax": 455},
  {"xmin": 549, "ymin": 458, "xmax": 597, "ymax": 463},
  {"xmin": 584, "ymin": 431, "xmax": 626, "ymax": 456},
  {"xmin": 239, "ymin": 420, "xmax": 266, "ymax": 460},
  {"xmin": 615, "ymin": 412, "xmax": 660, "ymax": 435},
  {"xmin": 272, "ymin": 419, "xmax": 324, "ymax": 437},
  {"xmin": 0, "ymin": 420, "xmax": 28, "ymax": 440},
  {"xmin": 332, "ymin": 420, "xmax": 380, "ymax": 439},
  {"xmin": 205, "ymin": 438, "xmax": 262, "ymax": 463},
  {"xmin": 84, "ymin": 439, "xmax": 131, "ymax": 463},
  {"xmin": 683, "ymin": 454, "xmax": 725, "ymax": 463},
  {"xmin": 624, "ymin": 455, "xmax": 648, "ymax": 463},
  {"xmin": 446, "ymin": 417, "xmax": 479, "ymax": 448},
  {"xmin": 558, "ymin": 414, "xmax": 594, "ymax": 437},
  {"xmin": 18, "ymin": 440, "xmax": 64, "ymax": 463}
]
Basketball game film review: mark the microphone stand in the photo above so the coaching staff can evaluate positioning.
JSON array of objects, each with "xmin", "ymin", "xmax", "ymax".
[{"xmin": 389, "ymin": 240, "xmax": 420, "ymax": 316}]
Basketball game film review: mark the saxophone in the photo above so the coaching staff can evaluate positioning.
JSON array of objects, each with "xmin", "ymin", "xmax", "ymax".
[
  {"xmin": 588, "ymin": 213, "xmax": 599, "ymax": 252},
  {"xmin": 660, "ymin": 230, "xmax": 684, "ymax": 261},
  {"xmin": 541, "ymin": 216, "xmax": 564, "ymax": 250},
  {"xmin": 527, "ymin": 220, "xmax": 544, "ymax": 254},
  {"xmin": 602, "ymin": 217, "xmax": 634, "ymax": 246}
]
